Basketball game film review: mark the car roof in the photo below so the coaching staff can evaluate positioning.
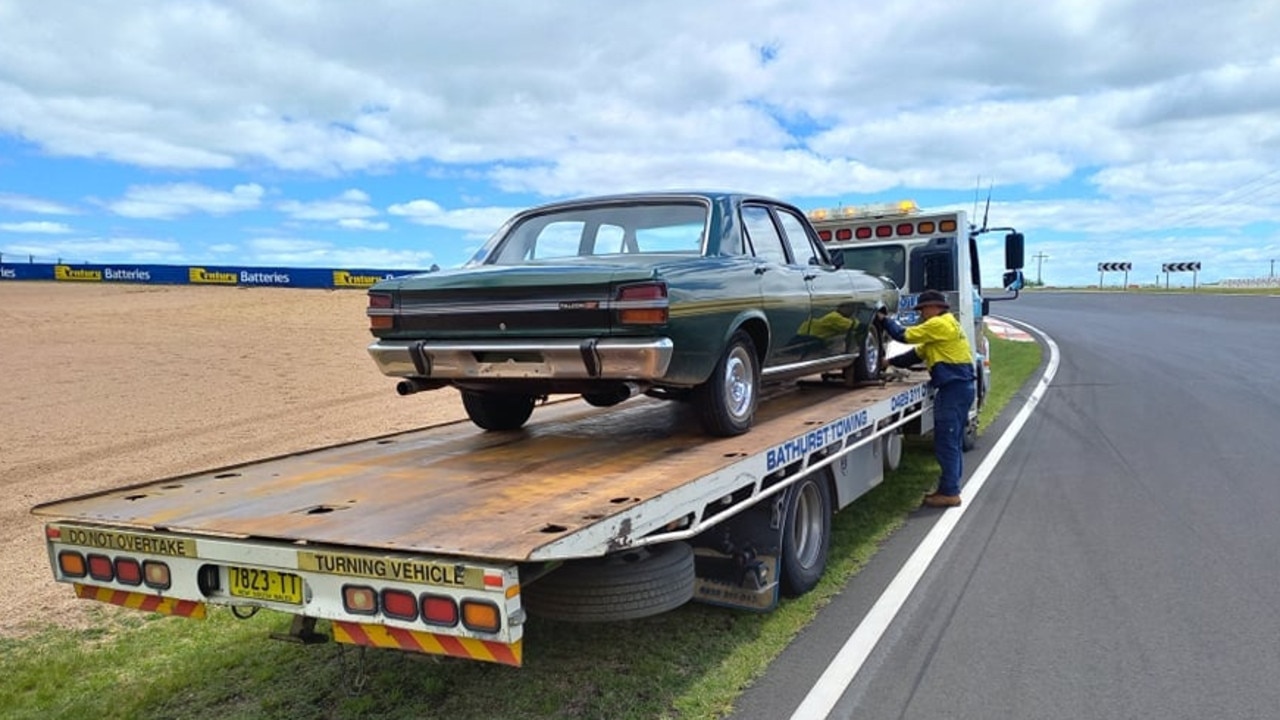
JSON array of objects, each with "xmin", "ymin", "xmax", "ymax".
[{"xmin": 515, "ymin": 190, "xmax": 791, "ymax": 214}]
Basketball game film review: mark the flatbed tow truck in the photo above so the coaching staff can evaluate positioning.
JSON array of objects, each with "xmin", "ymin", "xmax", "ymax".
[{"xmin": 33, "ymin": 200, "xmax": 1025, "ymax": 668}]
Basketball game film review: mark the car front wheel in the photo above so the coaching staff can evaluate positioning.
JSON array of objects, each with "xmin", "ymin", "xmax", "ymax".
[
  {"xmin": 844, "ymin": 325, "xmax": 883, "ymax": 387},
  {"xmin": 460, "ymin": 390, "xmax": 537, "ymax": 431},
  {"xmin": 694, "ymin": 331, "xmax": 759, "ymax": 436}
]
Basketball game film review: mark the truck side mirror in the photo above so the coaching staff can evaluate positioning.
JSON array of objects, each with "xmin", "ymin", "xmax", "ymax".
[
  {"xmin": 1005, "ymin": 232, "xmax": 1025, "ymax": 270},
  {"xmin": 1003, "ymin": 270, "xmax": 1024, "ymax": 291},
  {"xmin": 982, "ymin": 298, "xmax": 991, "ymax": 316}
]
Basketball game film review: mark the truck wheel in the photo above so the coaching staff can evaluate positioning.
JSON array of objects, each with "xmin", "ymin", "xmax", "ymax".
[
  {"xmin": 883, "ymin": 428, "xmax": 904, "ymax": 472},
  {"xmin": 460, "ymin": 390, "xmax": 536, "ymax": 431},
  {"xmin": 780, "ymin": 476, "xmax": 832, "ymax": 597},
  {"xmin": 962, "ymin": 417, "xmax": 979, "ymax": 452},
  {"xmin": 522, "ymin": 542, "xmax": 695, "ymax": 623},
  {"xmin": 844, "ymin": 326, "xmax": 883, "ymax": 387},
  {"xmin": 694, "ymin": 331, "xmax": 759, "ymax": 436}
]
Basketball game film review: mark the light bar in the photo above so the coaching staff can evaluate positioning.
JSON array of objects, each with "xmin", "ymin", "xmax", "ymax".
[{"xmin": 808, "ymin": 200, "xmax": 918, "ymax": 222}]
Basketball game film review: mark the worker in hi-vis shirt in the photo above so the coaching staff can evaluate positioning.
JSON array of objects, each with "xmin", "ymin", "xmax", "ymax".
[{"xmin": 875, "ymin": 289, "xmax": 975, "ymax": 508}]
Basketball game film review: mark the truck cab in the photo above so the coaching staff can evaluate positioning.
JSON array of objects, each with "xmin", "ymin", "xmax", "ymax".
[{"xmin": 807, "ymin": 201, "xmax": 1026, "ymax": 444}]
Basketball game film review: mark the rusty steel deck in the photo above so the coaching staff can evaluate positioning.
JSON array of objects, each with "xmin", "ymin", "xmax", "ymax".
[{"xmin": 33, "ymin": 378, "xmax": 924, "ymax": 562}]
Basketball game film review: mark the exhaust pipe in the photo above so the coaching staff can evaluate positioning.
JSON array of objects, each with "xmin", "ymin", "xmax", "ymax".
[{"xmin": 396, "ymin": 378, "xmax": 437, "ymax": 396}]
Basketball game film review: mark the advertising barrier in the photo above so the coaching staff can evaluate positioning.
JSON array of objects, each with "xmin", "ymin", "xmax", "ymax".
[{"xmin": 0, "ymin": 262, "xmax": 426, "ymax": 289}]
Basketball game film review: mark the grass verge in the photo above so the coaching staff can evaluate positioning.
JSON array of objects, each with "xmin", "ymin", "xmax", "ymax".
[{"xmin": 0, "ymin": 333, "xmax": 1043, "ymax": 720}]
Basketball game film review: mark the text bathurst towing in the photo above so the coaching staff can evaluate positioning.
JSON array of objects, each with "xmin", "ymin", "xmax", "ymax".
[{"xmin": 34, "ymin": 199, "xmax": 1026, "ymax": 669}]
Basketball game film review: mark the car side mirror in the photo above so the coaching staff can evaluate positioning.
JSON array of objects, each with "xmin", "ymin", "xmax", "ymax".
[
  {"xmin": 829, "ymin": 251, "xmax": 844, "ymax": 269},
  {"xmin": 1005, "ymin": 232, "xmax": 1025, "ymax": 270}
]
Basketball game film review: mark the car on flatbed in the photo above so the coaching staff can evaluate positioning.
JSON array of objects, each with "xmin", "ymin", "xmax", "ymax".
[{"xmin": 367, "ymin": 191, "xmax": 898, "ymax": 436}]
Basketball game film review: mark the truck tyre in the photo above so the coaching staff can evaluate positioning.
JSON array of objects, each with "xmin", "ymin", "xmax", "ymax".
[
  {"xmin": 522, "ymin": 542, "xmax": 696, "ymax": 623},
  {"xmin": 962, "ymin": 417, "xmax": 978, "ymax": 452},
  {"xmin": 883, "ymin": 428, "xmax": 904, "ymax": 472},
  {"xmin": 844, "ymin": 326, "xmax": 883, "ymax": 387},
  {"xmin": 461, "ymin": 390, "xmax": 537, "ymax": 431},
  {"xmin": 780, "ymin": 475, "xmax": 832, "ymax": 597},
  {"xmin": 694, "ymin": 331, "xmax": 759, "ymax": 436}
]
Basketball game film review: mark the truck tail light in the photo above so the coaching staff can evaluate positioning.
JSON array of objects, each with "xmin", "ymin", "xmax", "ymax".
[
  {"xmin": 381, "ymin": 588, "xmax": 418, "ymax": 621},
  {"xmin": 421, "ymin": 594, "xmax": 459, "ymax": 627},
  {"xmin": 343, "ymin": 585, "xmax": 378, "ymax": 615},
  {"xmin": 87, "ymin": 554, "xmax": 114, "ymax": 582},
  {"xmin": 368, "ymin": 292, "xmax": 395, "ymax": 330},
  {"xmin": 115, "ymin": 558, "xmax": 143, "ymax": 586},
  {"xmin": 836, "ymin": 228, "xmax": 852, "ymax": 241},
  {"xmin": 58, "ymin": 551, "xmax": 86, "ymax": 578},
  {"xmin": 616, "ymin": 282, "xmax": 668, "ymax": 325},
  {"xmin": 461, "ymin": 600, "xmax": 500, "ymax": 633},
  {"xmin": 143, "ymin": 561, "xmax": 171, "ymax": 590}
]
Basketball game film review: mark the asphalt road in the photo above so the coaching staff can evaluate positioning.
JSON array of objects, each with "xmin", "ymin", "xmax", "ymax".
[{"xmin": 733, "ymin": 291, "xmax": 1280, "ymax": 720}]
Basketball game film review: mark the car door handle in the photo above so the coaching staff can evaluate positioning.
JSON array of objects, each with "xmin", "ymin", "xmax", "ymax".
[
  {"xmin": 803, "ymin": 273, "xmax": 818, "ymax": 281},
  {"xmin": 754, "ymin": 266, "xmax": 769, "ymax": 275}
]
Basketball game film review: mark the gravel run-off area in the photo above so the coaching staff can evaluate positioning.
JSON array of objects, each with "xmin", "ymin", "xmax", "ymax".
[{"xmin": 0, "ymin": 282, "xmax": 464, "ymax": 637}]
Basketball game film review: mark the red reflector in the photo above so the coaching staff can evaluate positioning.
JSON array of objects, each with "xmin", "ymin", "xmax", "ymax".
[
  {"xmin": 483, "ymin": 573, "xmax": 504, "ymax": 588},
  {"xmin": 58, "ymin": 551, "xmax": 86, "ymax": 578},
  {"xmin": 855, "ymin": 227, "xmax": 873, "ymax": 239},
  {"xmin": 343, "ymin": 585, "xmax": 378, "ymax": 615},
  {"xmin": 875, "ymin": 225, "xmax": 893, "ymax": 238},
  {"xmin": 421, "ymin": 594, "xmax": 459, "ymax": 627},
  {"xmin": 918, "ymin": 221, "xmax": 936, "ymax": 234},
  {"xmin": 115, "ymin": 558, "xmax": 143, "ymax": 586},
  {"xmin": 368, "ymin": 292, "xmax": 393, "ymax": 309},
  {"xmin": 896, "ymin": 223, "xmax": 914, "ymax": 236},
  {"xmin": 87, "ymin": 554, "xmax": 114, "ymax": 582},
  {"xmin": 46, "ymin": 525, "xmax": 62, "ymax": 540},
  {"xmin": 381, "ymin": 588, "xmax": 418, "ymax": 621},
  {"xmin": 143, "ymin": 560, "xmax": 171, "ymax": 590},
  {"xmin": 836, "ymin": 228, "xmax": 852, "ymax": 241},
  {"xmin": 818, "ymin": 230, "xmax": 832, "ymax": 241}
]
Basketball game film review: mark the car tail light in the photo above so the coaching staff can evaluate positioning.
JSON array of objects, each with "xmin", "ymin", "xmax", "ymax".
[
  {"xmin": 421, "ymin": 594, "xmax": 459, "ymax": 626},
  {"xmin": 58, "ymin": 551, "xmax": 86, "ymax": 578},
  {"xmin": 343, "ymin": 585, "xmax": 378, "ymax": 615},
  {"xmin": 461, "ymin": 600, "xmax": 501, "ymax": 633},
  {"xmin": 115, "ymin": 558, "xmax": 143, "ymax": 586},
  {"xmin": 368, "ymin": 292, "xmax": 395, "ymax": 330},
  {"xmin": 143, "ymin": 561, "xmax": 171, "ymax": 590},
  {"xmin": 616, "ymin": 282, "xmax": 668, "ymax": 325},
  {"xmin": 87, "ymin": 554, "xmax": 114, "ymax": 582},
  {"xmin": 381, "ymin": 588, "xmax": 419, "ymax": 621}
]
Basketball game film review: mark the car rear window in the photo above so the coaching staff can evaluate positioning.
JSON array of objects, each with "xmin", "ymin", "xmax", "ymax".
[{"xmin": 487, "ymin": 202, "xmax": 708, "ymax": 264}]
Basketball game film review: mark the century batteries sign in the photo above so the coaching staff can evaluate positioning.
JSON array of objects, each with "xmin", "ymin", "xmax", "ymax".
[
  {"xmin": 52, "ymin": 524, "xmax": 198, "ymax": 558},
  {"xmin": 3, "ymin": 262, "xmax": 422, "ymax": 288},
  {"xmin": 297, "ymin": 550, "xmax": 483, "ymax": 589}
]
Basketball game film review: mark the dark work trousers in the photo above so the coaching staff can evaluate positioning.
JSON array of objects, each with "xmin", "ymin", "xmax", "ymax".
[{"xmin": 932, "ymin": 379, "xmax": 975, "ymax": 496}]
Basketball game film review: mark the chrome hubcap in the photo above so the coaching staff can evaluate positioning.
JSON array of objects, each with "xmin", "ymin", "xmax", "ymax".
[{"xmin": 723, "ymin": 346, "xmax": 755, "ymax": 421}]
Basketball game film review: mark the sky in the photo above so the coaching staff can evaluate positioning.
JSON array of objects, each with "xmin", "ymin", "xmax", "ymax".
[{"xmin": 1, "ymin": 0, "xmax": 1278, "ymax": 288}]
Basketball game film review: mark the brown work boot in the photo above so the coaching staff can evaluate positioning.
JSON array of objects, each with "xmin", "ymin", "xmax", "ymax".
[{"xmin": 922, "ymin": 492, "xmax": 962, "ymax": 508}]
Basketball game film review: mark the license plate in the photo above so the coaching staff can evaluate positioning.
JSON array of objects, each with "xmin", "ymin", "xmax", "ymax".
[{"xmin": 227, "ymin": 566, "xmax": 303, "ymax": 604}]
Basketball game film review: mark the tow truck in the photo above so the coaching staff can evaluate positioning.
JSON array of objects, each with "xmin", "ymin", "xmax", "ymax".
[{"xmin": 33, "ymin": 204, "xmax": 1025, "ymax": 668}]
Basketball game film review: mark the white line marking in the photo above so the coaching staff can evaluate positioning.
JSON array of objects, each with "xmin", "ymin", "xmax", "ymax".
[{"xmin": 789, "ymin": 317, "xmax": 1060, "ymax": 720}]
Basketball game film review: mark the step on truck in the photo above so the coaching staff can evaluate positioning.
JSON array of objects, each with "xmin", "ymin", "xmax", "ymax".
[{"xmin": 33, "ymin": 203, "xmax": 1025, "ymax": 669}]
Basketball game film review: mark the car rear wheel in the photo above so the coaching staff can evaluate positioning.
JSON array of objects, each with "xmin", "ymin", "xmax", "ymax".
[
  {"xmin": 844, "ymin": 326, "xmax": 883, "ymax": 387},
  {"xmin": 460, "ymin": 390, "xmax": 537, "ymax": 431},
  {"xmin": 694, "ymin": 331, "xmax": 759, "ymax": 436}
]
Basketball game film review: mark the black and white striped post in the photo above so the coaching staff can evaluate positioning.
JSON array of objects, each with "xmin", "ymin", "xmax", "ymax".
[
  {"xmin": 1161, "ymin": 261, "xmax": 1201, "ymax": 290},
  {"xmin": 1098, "ymin": 262, "xmax": 1132, "ymax": 289}
]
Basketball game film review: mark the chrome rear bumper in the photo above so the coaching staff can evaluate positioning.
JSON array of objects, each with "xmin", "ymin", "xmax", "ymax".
[{"xmin": 368, "ymin": 338, "xmax": 675, "ymax": 380}]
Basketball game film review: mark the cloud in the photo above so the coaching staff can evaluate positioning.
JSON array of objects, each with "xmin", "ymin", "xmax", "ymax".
[
  {"xmin": 387, "ymin": 199, "xmax": 516, "ymax": 235},
  {"xmin": 245, "ymin": 235, "xmax": 432, "ymax": 269},
  {"xmin": 108, "ymin": 183, "xmax": 265, "ymax": 219},
  {"xmin": 0, "ymin": 221, "xmax": 72, "ymax": 234},
  {"xmin": 0, "ymin": 193, "xmax": 78, "ymax": 215},
  {"xmin": 278, "ymin": 189, "xmax": 379, "ymax": 223}
]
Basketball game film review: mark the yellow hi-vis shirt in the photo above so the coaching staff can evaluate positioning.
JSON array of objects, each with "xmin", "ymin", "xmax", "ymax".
[{"xmin": 901, "ymin": 312, "xmax": 973, "ymax": 368}]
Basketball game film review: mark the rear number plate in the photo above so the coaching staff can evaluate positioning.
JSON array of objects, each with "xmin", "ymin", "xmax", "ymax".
[{"xmin": 228, "ymin": 566, "xmax": 303, "ymax": 604}]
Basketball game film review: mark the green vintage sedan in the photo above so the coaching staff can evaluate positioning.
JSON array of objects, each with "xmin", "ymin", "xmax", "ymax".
[{"xmin": 367, "ymin": 191, "xmax": 898, "ymax": 436}]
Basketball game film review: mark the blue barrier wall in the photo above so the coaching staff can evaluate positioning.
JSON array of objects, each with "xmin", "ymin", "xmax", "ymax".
[{"xmin": 0, "ymin": 263, "xmax": 427, "ymax": 289}]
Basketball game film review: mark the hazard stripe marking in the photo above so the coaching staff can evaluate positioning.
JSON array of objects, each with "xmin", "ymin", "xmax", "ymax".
[
  {"xmin": 73, "ymin": 584, "xmax": 206, "ymax": 619},
  {"xmin": 331, "ymin": 620, "xmax": 522, "ymax": 667}
]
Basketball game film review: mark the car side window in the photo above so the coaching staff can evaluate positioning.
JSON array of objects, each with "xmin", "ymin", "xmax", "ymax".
[
  {"xmin": 741, "ymin": 205, "xmax": 788, "ymax": 264},
  {"xmin": 775, "ymin": 209, "xmax": 821, "ymax": 266}
]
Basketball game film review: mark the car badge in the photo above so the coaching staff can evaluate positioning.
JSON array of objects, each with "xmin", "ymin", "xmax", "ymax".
[{"xmin": 499, "ymin": 322, "xmax": 507, "ymax": 331}]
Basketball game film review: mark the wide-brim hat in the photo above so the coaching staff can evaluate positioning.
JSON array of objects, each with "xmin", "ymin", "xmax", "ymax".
[{"xmin": 916, "ymin": 290, "xmax": 950, "ymax": 309}]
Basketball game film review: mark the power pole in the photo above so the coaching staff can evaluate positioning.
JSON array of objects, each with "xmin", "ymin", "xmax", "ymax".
[
  {"xmin": 1271, "ymin": 259, "xmax": 1275, "ymax": 278},
  {"xmin": 1031, "ymin": 252, "xmax": 1049, "ymax": 286}
]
